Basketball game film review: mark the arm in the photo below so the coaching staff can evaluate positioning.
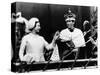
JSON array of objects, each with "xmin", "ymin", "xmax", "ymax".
[
  {"xmin": 44, "ymin": 31, "xmax": 59, "ymax": 50},
  {"xmin": 19, "ymin": 37, "xmax": 26, "ymax": 61},
  {"xmin": 89, "ymin": 37, "xmax": 97, "ymax": 47}
]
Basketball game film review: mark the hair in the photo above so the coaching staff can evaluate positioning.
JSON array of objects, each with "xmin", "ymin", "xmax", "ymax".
[
  {"xmin": 29, "ymin": 21, "xmax": 39, "ymax": 31},
  {"xmin": 64, "ymin": 8, "xmax": 76, "ymax": 20}
]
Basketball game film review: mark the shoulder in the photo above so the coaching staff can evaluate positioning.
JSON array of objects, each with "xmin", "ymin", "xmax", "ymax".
[
  {"xmin": 38, "ymin": 35, "xmax": 47, "ymax": 43},
  {"xmin": 61, "ymin": 28, "xmax": 68, "ymax": 32},
  {"xmin": 74, "ymin": 28, "xmax": 84, "ymax": 36},
  {"xmin": 60, "ymin": 28, "xmax": 68, "ymax": 33},
  {"xmin": 75, "ymin": 28, "xmax": 83, "ymax": 33},
  {"xmin": 75, "ymin": 28, "xmax": 81, "ymax": 31},
  {"xmin": 21, "ymin": 34, "xmax": 30, "ymax": 41},
  {"xmin": 38, "ymin": 35, "xmax": 45, "ymax": 40}
]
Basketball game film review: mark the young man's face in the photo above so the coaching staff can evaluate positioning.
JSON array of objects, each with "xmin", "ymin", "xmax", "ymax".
[
  {"xmin": 34, "ymin": 22, "xmax": 41, "ymax": 32},
  {"xmin": 65, "ymin": 17, "xmax": 75, "ymax": 29}
]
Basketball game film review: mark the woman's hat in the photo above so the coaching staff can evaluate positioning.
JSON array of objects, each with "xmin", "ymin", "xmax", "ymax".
[
  {"xmin": 28, "ymin": 17, "xmax": 39, "ymax": 29},
  {"xmin": 26, "ymin": 17, "xmax": 39, "ymax": 32}
]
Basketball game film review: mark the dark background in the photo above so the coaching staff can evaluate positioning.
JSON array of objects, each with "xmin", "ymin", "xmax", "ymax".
[
  {"xmin": 14, "ymin": 2, "xmax": 91, "ymax": 42},
  {"xmin": 11, "ymin": 2, "xmax": 94, "ymax": 62},
  {"xmin": 11, "ymin": 3, "xmax": 98, "ymax": 72}
]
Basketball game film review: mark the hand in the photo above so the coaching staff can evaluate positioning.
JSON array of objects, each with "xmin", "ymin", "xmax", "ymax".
[
  {"xmin": 53, "ymin": 31, "xmax": 60, "ymax": 41},
  {"xmin": 84, "ymin": 31, "xmax": 86, "ymax": 36},
  {"xmin": 89, "ymin": 37, "xmax": 94, "ymax": 43}
]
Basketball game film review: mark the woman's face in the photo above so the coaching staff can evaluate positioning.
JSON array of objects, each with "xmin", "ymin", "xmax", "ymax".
[
  {"xmin": 34, "ymin": 22, "xmax": 41, "ymax": 32},
  {"xmin": 65, "ymin": 17, "xmax": 75, "ymax": 29}
]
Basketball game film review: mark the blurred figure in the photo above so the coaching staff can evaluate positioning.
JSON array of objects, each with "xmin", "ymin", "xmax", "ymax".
[
  {"xmin": 83, "ymin": 20, "xmax": 91, "ymax": 36},
  {"xmin": 90, "ymin": 21, "xmax": 97, "ymax": 58},
  {"xmin": 11, "ymin": 13, "xmax": 16, "ymax": 23},
  {"xmin": 83, "ymin": 20, "xmax": 97, "ymax": 58},
  {"xmin": 57, "ymin": 8, "xmax": 85, "ymax": 60},
  {"xmin": 83, "ymin": 20, "xmax": 92, "ymax": 59},
  {"xmin": 11, "ymin": 12, "xmax": 17, "ymax": 62},
  {"xmin": 16, "ymin": 12, "xmax": 29, "ymax": 33},
  {"xmin": 19, "ymin": 17, "xmax": 59, "ymax": 63}
]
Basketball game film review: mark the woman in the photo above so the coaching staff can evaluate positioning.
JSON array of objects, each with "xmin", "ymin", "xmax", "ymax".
[{"xmin": 19, "ymin": 17, "xmax": 59, "ymax": 63}]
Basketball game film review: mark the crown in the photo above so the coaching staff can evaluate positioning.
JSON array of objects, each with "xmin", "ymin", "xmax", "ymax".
[{"xmin": 64, "ymin": 8, "xmax": 76, "ymax": 19}]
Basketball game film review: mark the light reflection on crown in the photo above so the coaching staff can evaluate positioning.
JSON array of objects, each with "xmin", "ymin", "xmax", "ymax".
[{"xmin": 64, "ymin": 8, "xmax": 76, "ymax": 19}]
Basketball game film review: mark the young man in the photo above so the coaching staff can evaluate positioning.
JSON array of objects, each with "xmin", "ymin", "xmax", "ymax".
[
  {"xmin": 19, "ymin": 17, "xmax": 59, "ymax": 63},
  {"xmin": 58, "ymin": 9, "xmax": 85, "ymax": 60}
]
